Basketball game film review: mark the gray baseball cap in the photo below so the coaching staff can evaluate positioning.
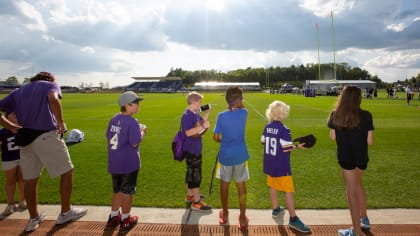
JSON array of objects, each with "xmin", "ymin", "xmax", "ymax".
[{"xmin": 118, "ymin": 91, "xmax": 143, "ymax": 107}]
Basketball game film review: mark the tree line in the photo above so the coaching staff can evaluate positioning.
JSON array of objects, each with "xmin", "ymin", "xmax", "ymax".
[{"xmin": 167, "ymin": 63, "xmax": 419, "ymax": 89}]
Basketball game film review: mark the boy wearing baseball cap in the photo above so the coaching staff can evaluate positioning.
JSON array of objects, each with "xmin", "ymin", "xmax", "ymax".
[{"xmin": 105, "ymin": 91, "xmax": 146, "ymax": 234}]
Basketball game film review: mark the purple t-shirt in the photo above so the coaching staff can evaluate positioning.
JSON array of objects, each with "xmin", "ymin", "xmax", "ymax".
[
  {"xmin": 181, "ymin": 109, "xmax": 203, "ymax": 155},
  {"xmin": 261, "ymin": 121, "xmax": 293, "ymax": 177},
  {"xmin": 0, "ymin": 128, "xmax": 20, "ymax": 162},
  {"xmin": 106, "ymin": 113, "xmax": 142, "ymax": 174},
  {"xmin": 0, "ymin": 81, "xmax": 61, "ymax": 131}
]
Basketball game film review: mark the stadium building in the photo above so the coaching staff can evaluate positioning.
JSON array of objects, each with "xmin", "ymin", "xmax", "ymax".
[
  {"xmin": 192, "ymin": 82, "xmax": 261, "ymax": 91},
  {"xmin": 126, "ymin": 77, "xmax": 183, "ymax": 93},
  {"xmin": 305, "ymin": 80, "xmax": 376, "ymax": 96}
]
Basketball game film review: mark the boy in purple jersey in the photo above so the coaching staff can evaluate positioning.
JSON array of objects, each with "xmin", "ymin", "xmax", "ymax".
[
  {"xmin": 0, "ymin": 112, "xmax": 26, "ymax": 218},
  {"xmin": 181, "ymin": 92, "xmax": 212, "ymax": 212},
  {"xmin": 105, "ymin": 91, "xmax": 146, "ymax": 234},
  {"xmin": 0, "ymin": 72, "xmax": 87, "ymax": 232},
  {"xmin": 261, "ymin": 101, "xmax": 310, "ymax": 233}
]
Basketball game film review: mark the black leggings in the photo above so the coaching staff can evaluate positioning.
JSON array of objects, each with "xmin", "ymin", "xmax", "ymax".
[{"xmin": 185, "ymin": 152, "xmax": 202, "ymax": 188}]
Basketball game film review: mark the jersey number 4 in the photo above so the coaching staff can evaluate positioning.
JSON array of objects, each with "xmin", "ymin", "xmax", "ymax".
[{"xmin": 110, "ymin": 133, "xmax": 119, "ymax": 150}]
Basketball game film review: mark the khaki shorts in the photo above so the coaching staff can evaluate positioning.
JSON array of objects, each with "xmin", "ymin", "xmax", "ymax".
[
  {"xmin": 1, "ymin": 160, "xmax": 20, "ymax": 171},
  {"xmin": 20, "ymin": 131, "xmax": 74, "ymax": 179},
  {"xmin": 216, "ymin": 161, "xmax": 249, "ymax": 183}
]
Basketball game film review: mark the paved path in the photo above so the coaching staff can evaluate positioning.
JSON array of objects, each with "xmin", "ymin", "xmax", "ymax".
[{"xmin": 1, "ymin": 204, "xmax": 420, "ymax": 225}]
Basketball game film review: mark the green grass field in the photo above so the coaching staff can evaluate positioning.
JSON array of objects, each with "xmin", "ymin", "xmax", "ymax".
[{"xmin": 0, "ymin": 91, "xmax": 419, "ymax": 209}]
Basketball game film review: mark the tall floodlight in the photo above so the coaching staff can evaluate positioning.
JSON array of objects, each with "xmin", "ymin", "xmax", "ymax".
[
  {"xmin": 330, "ymin": 10, "xmax": 336, "ymax": 80},
  {"xmin": 266, "ymin": 69, "xmax": 270, "ymax": 88},
  {"xmin": 316, "ymin": 23, "xmax": 321, "ymax": 80}
]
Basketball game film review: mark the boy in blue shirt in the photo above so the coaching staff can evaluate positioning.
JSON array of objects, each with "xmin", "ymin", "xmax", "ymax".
[{"xmin": 213, "ymin": 87, "xmax": 249, "ymax": 231}]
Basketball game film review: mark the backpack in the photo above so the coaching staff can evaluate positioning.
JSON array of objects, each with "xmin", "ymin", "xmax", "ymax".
[{"xmin": 171, "ymin": 128, "xmax": 185, "ymax": 161}]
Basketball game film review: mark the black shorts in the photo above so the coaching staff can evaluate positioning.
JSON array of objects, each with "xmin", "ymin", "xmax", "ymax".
[
  {"xmin": 407, "ymin": 94, "xmax": 412, "ymax": 101},
  {"xmin": 111, "ymin": 170, "xmax": 139, "ymax": 195},
  {"xmin": 339, "ymin": 161, "xmax": 367, "ymax": 170},
  {"xmin": 185, "ymin": 152, "xmax": 202, "ymax": 188}
]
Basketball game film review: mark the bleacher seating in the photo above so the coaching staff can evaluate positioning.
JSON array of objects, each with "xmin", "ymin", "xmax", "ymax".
[{"xmin": 126, "ymin": 80, "xmax": 183, "ymax": 93}]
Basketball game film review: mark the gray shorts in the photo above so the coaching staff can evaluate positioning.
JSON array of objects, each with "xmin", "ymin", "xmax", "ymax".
[
  {"xmin": 1, "ymin": 160, "xmax": 20, "ymax": 171},
  {"xmin": 20, "ymin": 130, "xmax": 74, "ymax": 179},
  {"xmin": 216, "ymin": 162, "xmax": 249, "ymax": 183}
]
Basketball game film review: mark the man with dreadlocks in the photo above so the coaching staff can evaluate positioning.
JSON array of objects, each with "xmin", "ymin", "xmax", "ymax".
[
  {"xmin": 0, "ymin": 72, "xmax": 87, "ymax": 232},
  {"xmin": 213, "ymin": 86, "xmax": 250, "ymax": 231}
]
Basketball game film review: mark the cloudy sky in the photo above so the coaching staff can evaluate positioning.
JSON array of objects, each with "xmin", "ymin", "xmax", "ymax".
[{"xmin": 0, "ymin": 0, "xmax": 419, "ymax": 87}]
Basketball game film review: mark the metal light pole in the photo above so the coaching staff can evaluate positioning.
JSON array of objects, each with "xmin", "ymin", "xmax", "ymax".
[
  {"xmin": 265, "ymin": 69, "xmax": 270, "ymax": 89},
  {"xmin": 331, "ymin": 10, "xmax": 336, "ymax": 80},
  {"xmin": 316, "ymin": 23, "xmax": 321, "ymax": 80}
]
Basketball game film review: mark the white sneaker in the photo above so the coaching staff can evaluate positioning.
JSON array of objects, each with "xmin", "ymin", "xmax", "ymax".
[
  {"xmin": 2, "ymin": 204, "xmax": 16, "ymax": 216},
  {"xmin": 18, "ymin": 201, "xmax": 27, "ymax": 210},
  {"xmin": 56, "ymin": 208, "xmax": 88, "ymax": 224},
  {"xmin": 25, "ymin": 213, "xmax": 46, "ymax": 232}
]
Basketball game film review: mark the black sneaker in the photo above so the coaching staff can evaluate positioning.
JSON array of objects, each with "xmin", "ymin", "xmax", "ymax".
[{"xmin": 105, "ymin": 213, "xmax": 121, "ymax": 229}]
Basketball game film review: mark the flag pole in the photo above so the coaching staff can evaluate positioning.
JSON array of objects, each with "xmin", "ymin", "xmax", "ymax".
[
  {"xmin": 316, "ymin": 23, "xmax": 321, "ymax": 80},
  {"xmin": 331, "ymin": 10, "xmax": 336, "ymax": 81}
]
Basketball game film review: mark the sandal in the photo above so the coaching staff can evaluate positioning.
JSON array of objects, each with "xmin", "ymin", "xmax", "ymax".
[
  {"xmin": 218, "ymin": 210, "xmax": 228, "ymax": 225},
  {"xmin": 238, "ymin": 215, "xmax": 249, "ymax": 231}
]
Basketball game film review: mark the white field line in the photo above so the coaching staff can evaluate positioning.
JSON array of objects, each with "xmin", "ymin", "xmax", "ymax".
[{"xmin": 243, "ymin": 100, "xmax": 267, "ymax": 122}]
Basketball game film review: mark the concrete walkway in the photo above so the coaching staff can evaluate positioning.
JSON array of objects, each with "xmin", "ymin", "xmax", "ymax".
[{"xmin": 1, "ymin": 204, "xmax": 420, "ymax": 226}]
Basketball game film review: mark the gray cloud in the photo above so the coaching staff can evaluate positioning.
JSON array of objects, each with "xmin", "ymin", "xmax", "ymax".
[
  {"xmin": 0, "ymin": 1, "xmax": 17, "ymax": 14},
  {"xmin": 162, "ymin": 0, "xmax": 420, "ymax": 52}
]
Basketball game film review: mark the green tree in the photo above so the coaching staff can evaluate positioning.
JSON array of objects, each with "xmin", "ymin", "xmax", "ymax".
[
  {"xmin": 6, "ymin": 76, "xmax": 19, "ymax": 85},
  {"xmin": 23, "ymin": 77, "xmax": 31, "ymax": 84}
]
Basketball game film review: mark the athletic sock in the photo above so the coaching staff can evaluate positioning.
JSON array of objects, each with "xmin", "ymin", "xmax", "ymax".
[
  {"xmin": 121, "ymin": 213, "xmax": 130, "ymax": 221},
  {"xmin": 110, "ymin": 210, "xmax": 119, "ymax": 217}
]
